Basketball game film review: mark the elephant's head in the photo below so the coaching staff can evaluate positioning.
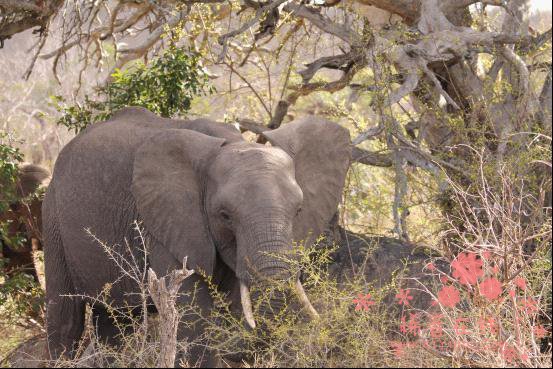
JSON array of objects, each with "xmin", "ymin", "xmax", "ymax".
[
  {"xmin": 0, "ymin": 163, "xmax": 49, "ymax": 280},
  {"xmin": 132, "ymin": 117, "xmax": 350, "ymax": 327},
  {"xmin": 1, "ymin": 163, "xmax": 50, "ymax": 244}
]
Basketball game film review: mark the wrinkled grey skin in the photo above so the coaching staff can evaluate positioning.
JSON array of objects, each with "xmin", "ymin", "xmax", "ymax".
[{"xmin": 43, "ymin": 107, "xmax": 351, "ymax": 365}]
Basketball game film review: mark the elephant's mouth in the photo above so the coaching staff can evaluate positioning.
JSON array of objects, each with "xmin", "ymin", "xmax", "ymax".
[{"xmin": 238, "ymin": 277, "xmax": 319, "ymax": 329}]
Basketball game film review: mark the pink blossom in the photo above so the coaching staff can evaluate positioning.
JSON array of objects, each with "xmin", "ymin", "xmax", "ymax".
[
  {"xmin": 353, "ymin": 293, "xmax": 375, "ymax": 311},
  {"xmin": 395, "ymin": 289, "xmax": 413, "ymax": 306},
  {"xmin": 407, "ymin": 314, "xmax": 421, "ymax": 336},
  {"xmin": 451, "ymin": 252, "xmax": 483, "ymax": 285},
  {"xmin": 514, "ymin": 277, "xmax": 527, "ymax": 291},
  {"xmin": 479, "ymin": 277, "xmax": 502, "ymax": 301},
  {"xmin": 520, "ymin": 297, "xmax": 539, "ymax": 315},
  {"xmin": 425, "ymin": 263, "xmax": 436, "ymax": 271},
  {"xmin": 437, "ymin": 285, "xmax": 461, "ymax": 308},
  {"xmin": 453, "ymin": 318, "xmax": 469, "ymax": 336},
  {"xmin": 477, "ymin": 317, "xmax": 498, "ymax": 335},
  {"xmin": 501, "ymin": 344, "xmax": 517, "ymax": 364},
  {"xmin": 428, "ymin": 314, "xmax": 444, "ymax": 339},
  {"xmin": 390, "ymin": 341, "xmax": 406, "ymax": 358},
  {"xmin": 533, "ymin": 325, "xmax": 549, "ymax": 339}
]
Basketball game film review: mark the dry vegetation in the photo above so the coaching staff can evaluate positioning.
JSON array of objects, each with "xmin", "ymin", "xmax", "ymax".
[{"xmin": 1, "ymin": 0, "xmax": 552, "ymax": 367}]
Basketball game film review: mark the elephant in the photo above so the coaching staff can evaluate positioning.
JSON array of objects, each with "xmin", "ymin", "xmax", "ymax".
[
  {"xmin": 43, "ymin": 107, "xmax": 351, "ymax": 365},
  {"xmin": 0, "ymin": 163, "xmax": 50, "ymax": 282}
]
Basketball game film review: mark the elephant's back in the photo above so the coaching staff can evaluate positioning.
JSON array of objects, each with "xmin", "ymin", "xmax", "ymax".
[
  {"xmin": 51, "ymin": 111, "xmax": 153, "ymax": 214},
  {"xmin": 48, "ymin": 109, "xmax": 166, "ymax": 297},
  {"xmin": 49, "ymin": 106, "xmax": 203, "ymax": 237}
]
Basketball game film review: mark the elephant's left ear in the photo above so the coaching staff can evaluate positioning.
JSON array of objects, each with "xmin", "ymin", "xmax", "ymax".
[
  {"xmin": 132, "ymin": 129, "xmax": 226, "ymax": 275},
  {"xmin": 262, "ymin": 116, "xmax": 351, "ymax": 246}
]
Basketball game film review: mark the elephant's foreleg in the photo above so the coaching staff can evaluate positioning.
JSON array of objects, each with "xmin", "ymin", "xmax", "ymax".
[
  {"xmin": 175, "ymin": 276, "xmax": 217, "ymax": 368},
  {"xmin": 43, "ymin": 192, "xmax": 86, "ymax": 359},
  {"xmin": 44, "ymin": 246, "xmax": 86, "ymax": 361},
  {"xmin": 45, "ymin": 294, "xmax": 86, "ymax": 359},
  {"xmin": 92, "ymin": 305, "xmax": 129, "ymax": 347}
]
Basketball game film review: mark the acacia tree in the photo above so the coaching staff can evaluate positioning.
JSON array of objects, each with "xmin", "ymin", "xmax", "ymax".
[
  {"xmin": 1, "ymin": 0, "xmax": 551, "ymax": 241},
  {"xmin": 1, "ymin": 2, "xmax": 551, "ymax": 366}
]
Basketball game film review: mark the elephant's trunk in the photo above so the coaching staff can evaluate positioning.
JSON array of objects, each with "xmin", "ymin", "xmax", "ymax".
[
  {"xmin": 235, "ymin": 211, "xmax": 319, "ymax": 328},
  {"xmin": 236, "ymin": 211, "xmax": 295, "ymax": 282}
]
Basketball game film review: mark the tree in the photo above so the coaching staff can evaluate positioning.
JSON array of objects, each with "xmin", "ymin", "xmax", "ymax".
[{"xmin": 1, "ymin": 0, "xmax": 551, "ymax": 241}]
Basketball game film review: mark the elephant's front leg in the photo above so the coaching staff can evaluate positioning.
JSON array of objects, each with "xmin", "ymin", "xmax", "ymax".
[{"xmin": 175, "ymin": 275, "xmax": 218, "ymax": 368}]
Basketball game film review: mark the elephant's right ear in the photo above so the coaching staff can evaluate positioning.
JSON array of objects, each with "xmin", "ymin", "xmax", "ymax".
[{"xmin": 132, "ymin": 129, "xmax": 225, "ymax": 275}]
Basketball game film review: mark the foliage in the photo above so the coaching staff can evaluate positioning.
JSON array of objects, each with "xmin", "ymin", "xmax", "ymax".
[
  {"xmin": 201, "ymin": 243, "xmax": 406, "ymax": 368},
  {"xmin": 1, "ymin": 2, "xmax": 552, "ymax": 367},
  {"xmin": 0, "ymin": 133, "xmax": 23, "ymax": 214},
  {"xmin": 0, "ymin": 273, "xmax": 44, "ymax": 326},
  {"xmin": 0, "ymin": 132, "xmax": 24, "ymax": 272},
  {"xmin": 52, "ymin": 46, "xmax": 214, "ymax": 133},
  {"xmin": 0, "ymin": 133, "xmax": 44, "ymax": 345}
]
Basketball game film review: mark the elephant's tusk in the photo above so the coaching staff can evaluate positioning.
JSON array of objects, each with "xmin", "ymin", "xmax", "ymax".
[
  {"xmin": 295, "ymin": 279, "xmax": 320, "ymax": 319},
  {"xmin": 240, "ymin": 281, "xmax": 256, "ymax": 329}
]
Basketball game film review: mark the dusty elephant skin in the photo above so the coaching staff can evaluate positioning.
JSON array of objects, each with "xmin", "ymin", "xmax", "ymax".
[
  {"xmin": 0, "ymin": 163, "xmax": 50, "ymax": 282},
  {"xmin": 324, "ymin": 226, "xmax": 444, "ymax": 312},
  {"xmin": 42, "ymin": 107, "xmax": 351, "ymax": 366}
]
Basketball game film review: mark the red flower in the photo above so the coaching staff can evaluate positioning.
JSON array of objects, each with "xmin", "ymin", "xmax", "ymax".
[
  {"xmin": 534, "ymin": 325, "xmax": 549, "ymax": 339},
  {"xmin": 400, "ymin": 313, "xmax": 421, "ymax": 336},
  {"xmin": 437, "ymin": 285, "xmax": 461, "ymax": 308},
  {"xmin": 479, "ymin": 277, "xmax": 502, "ymax": 301},
  {"xmin": 353, "ymin": 293, "xmax": 375, "ymax": 311},
  {"xmin": 482, "ymin": 251, "xmax": 492, "ymax": 260},
  {"xmin": 514, "ymin": 277, "xmax": 527, "ymax": 291},
  {"xmin": 428, "ymin": 314, "xmax": 444, "ymax": 338},
  {"xmin": 501, "ymin": 344, "xmax": 517, "ymax": 364},
  {"xmin": 425, "ymin": 263, "xmax": 436, "ymax": 271},
  {"xmin": 453, "ymin": 318, "xmax": 469, "ymax": 336},
  {"xmin": 477, "ymin": 317, "xmax": 498, "ymax": 335},
  {"xmin": 390, "ymin": 341, "xmax": 406, "ymax": 358},
  {"xmin": 440, "ymin": 275, "xmax": 449, "ymax": 284},
  {"xmin": 520, "ymin": 298, "xmax": 539, "ymax": 314},
  {"xmin": 433, "ymin": 339, "xmax": 452, "ymax": 352},
  {"xmin": 395, "ymin": 289, "xmax": 413, "ymax": 306},
  {"xmin": 451, "ymin": 252, "xmax": 483, "ymax": 285}
]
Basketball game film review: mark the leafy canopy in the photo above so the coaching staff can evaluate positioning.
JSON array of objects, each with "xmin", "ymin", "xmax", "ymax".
[
  {"xmin": 0, "ymin": 133, "xmax": 23, "ymax": 214},
  {"xmin": 52, "ymin": 46, "xmax": 214, "ymax": 133}
]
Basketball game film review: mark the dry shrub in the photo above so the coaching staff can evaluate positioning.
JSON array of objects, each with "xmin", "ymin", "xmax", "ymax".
[
  {"xmin": 6, "ymin": 145, "xmax": 551, "ymax": 367},
  {"xmin": 200, "ymin": 145, "xmax": 551, "ymax": 367},
  {"xmin": 40, "ymin": 223, "xmax": 195, "ymax": 368},
  {"xmin": 374, "ymin": 146, "xmax": 552, "ymax": 368}
]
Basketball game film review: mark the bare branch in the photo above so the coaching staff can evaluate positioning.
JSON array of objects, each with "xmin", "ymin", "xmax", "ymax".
[
  {"xmin": 299, "ymin": 51, "xmax": 362, "ymax": 84},
  {"xmin": 356, "ymin": 0, "xmax": 419, "ymax": 22},
  {"xmin": 0, "ymin": 0, "xmax": 44, "ymax": 13},
  {"xmin": 0, "ymin": 0, "xmax": 62, "ymax": 45},
  {"xmin": 148, "ymin": 258, "xmax": 194, "ymax": 368},
  {"xmin": 283, "ymin": 2, "xmax": 362, "ymax": 46},
  {"xmin": 217, "ymin": 0, "xmax": 289, "ymax": 62},
  {"xmin": 351, "ymin": 146, "xmax": 393, "ymax": 167}
]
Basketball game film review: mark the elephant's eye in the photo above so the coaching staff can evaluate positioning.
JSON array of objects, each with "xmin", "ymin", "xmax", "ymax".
[
  {"xmin": 296, "ymin": 207, "xmax": 302, "ymax": 216},
  {"xmin": 219, "ymin": 210, "xmax": 231, "ymax": 222}
]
